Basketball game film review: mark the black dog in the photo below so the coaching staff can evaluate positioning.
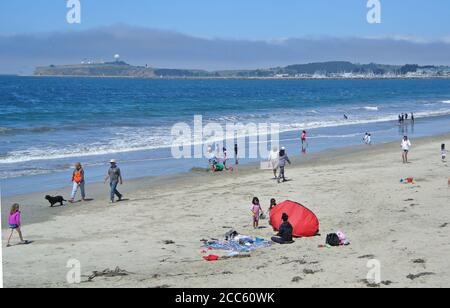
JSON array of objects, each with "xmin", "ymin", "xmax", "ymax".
[{"xmin": 45, "ymin": 195, "xmax": 67, "ymax": 207}]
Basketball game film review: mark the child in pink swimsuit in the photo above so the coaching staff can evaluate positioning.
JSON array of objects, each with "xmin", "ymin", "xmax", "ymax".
[{"xmin": 251, "ymin": 197, "xmax": 263, "ymax": 229}]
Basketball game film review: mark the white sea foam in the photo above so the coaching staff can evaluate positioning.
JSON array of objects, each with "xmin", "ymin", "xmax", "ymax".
[
  {"xmin": 0, "ymin": 127, "xmax": 13, "ymax": 134},
  {"xmin": 363, "ymin": 106, "xmax": 379, "ymax": 111},
  {"xmin": 442, "ymin": 100, "xmax": 450, "ymax": 104},
  {"xmin": 1, "ymin": 108, "xmax": 450, "ymax": 165}
]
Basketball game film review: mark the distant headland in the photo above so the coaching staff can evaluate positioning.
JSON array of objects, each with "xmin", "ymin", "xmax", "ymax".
[{"xmin": 35, "ymin": 57, "xmax": 450, "ymax": 79}]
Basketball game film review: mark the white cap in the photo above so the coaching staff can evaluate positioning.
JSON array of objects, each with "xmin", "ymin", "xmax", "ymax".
[
  {"xmin": 110, "ymin": 159, "xmax": 117, "ymax": 164},
  {"xmin": 281, "ymin": 147, "xmax": 286, "ymax": 150}
]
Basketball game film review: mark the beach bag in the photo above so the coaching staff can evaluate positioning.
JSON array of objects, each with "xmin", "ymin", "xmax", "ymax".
[
  {"xmin": 326, "ymin": 233, "xmax": 340, "ymax": 247},
  {"xmin": 336, "ymin": 230, "xmax": 350, "ymax": 246}
]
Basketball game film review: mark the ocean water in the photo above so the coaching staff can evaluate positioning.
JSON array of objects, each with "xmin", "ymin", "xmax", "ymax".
[{"xmin": 1, "ymin": 76, "xmax": 450, "ymax": 196}]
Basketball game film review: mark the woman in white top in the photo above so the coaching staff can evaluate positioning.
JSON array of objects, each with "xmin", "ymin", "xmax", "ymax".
[
  {"xmin": 268, "ymin": 146, "xmax": 280, "ymax": 179},
  {"xmin": 401, "ymin": 136, "xmax": 412, "ymax": 164}
]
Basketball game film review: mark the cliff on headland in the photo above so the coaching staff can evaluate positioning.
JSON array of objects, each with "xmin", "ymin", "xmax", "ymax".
[
  {"xmin": 34, "ymin": 61, "xmax": 156, "ymax": 78},
  {"xmin": 34, "ymin": 61, "xmax": 450, "ymax": 79}
]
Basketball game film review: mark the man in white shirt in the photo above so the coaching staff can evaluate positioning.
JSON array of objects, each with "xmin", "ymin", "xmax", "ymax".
[{"xmin": 401, "ymin": 136, "xmax": 412, "ymax": 164}]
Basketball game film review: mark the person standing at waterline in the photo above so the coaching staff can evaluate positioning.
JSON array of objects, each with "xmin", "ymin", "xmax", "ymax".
[
  {"xmin": 268, "ymin": 146, "xmax": 279, "ymax": 179},
  {"xmin": 104, "ymin": 159, "xmax": 123, "ymax": 203},
  {"xmin": 401, "ymin": 136, "xmax": 412, "ymax": 164},
  {"xmin": 70, "ymin": 162, "xmax": 86, "ymax": 203},
  {"xmin": 301, "ymin": 130, "xmax": 307, "ymax": 147}
]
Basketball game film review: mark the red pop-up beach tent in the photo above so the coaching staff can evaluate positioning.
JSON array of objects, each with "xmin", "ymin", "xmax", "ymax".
[{"xmin": 270, "ymin": 200, "xmax": 319, "ymax": 237}]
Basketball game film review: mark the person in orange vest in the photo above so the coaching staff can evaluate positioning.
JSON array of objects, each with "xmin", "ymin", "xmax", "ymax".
[{"xmin": 70, "ymin": 162, "xmax": 86, "ymax": 203}]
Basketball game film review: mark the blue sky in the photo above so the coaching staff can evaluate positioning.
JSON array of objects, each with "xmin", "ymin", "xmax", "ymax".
[
  {"xmin": 1, "ymin": 0, "xmax": 449, "ymax": 39},
  {"xmin": 1, "ymin": 1, "xmax": 450, "ymax": 74}
]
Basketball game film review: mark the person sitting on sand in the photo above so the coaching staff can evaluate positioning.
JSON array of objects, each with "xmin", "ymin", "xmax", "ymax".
[
  {"xmin": 278, "ymin": 147, "xmax": 291, "ymax": 183},
  {"xmin": 268, "ymin": 146, "xmax": 279, "ymax": 179},
  {"xmin": 401, "ymin": 136, "xmax": 412, "ymax": 164},
  {"xmin": 6, "ymin": 203, "xmax": 29, "ymax": 247},
  {"xmin": 212, "ymin": 161, "xmax": 225, "ymax": 172},
  {"xmin": 271, "ymin": 213, "xmax": 293, "ymax": 244},
  {"xmin": 70, "ymin": 162, "xmax": 86, "ymax": 203},
  {"xmin": 251, "ymin": 197, "xmax": 263, "ymax": 229}
]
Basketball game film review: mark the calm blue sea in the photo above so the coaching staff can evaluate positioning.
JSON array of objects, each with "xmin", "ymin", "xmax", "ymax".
[{"xmin": 1, "ymin": 76, "xmax": 450, "ymax": 196}]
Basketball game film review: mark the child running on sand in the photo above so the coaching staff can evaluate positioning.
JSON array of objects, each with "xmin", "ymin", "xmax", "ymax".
[
  {"xmin": 6, "ymin": 204, "xmax": 29, "ymax": 247},
  {"xmin": 250, "ymin": 197, "xmax": 263, "ymax": 229}
]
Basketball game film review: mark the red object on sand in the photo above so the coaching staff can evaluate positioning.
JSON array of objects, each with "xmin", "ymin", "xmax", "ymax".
[
  {"xmin": 203, "ymin": 255, "xmax": 220, "ymax": 262},
  {"xmin": 270, "ymin": 200, "xmax": 319, "ymax": 238}
]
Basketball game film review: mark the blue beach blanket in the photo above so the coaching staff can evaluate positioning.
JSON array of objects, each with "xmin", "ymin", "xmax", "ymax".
[{"xmin": 205, "ymin": 237, "xmax": 272, "ymax": 253}]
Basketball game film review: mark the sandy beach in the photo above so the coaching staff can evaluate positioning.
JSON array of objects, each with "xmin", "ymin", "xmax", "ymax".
[{"xmin": 2, "ymin": 134, "xmax": 450, "ymax": 288}]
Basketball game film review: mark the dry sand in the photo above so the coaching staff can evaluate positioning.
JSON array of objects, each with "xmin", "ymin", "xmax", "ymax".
[{"xmin": 2, "ymin": 134, "xmax": 450, "ymax": 288}]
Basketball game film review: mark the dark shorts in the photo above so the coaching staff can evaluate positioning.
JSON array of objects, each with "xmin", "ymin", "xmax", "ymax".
[{"xmin": 9, "ymin": 224, "xmax": 19, "ymax": 229}]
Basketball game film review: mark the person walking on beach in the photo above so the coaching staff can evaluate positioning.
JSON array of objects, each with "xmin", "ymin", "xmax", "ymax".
[
  {"xmin": 363, "ymin": 133, "xmax": 372, "ymax": 145},
  {"xmin": 104, "ymin": 159, "xmax": 123, "ymax": 203},
  {"xmin": 250, "ymin": 197, "xmax": 263, "ymax": 229},
  {"xmin": 234, "ymin": 143, "xmax": 239, "ymax": 165},
  {"xmin": 401, "ymin": 136, "xmax": 412, "ymax": 164},
  {"xmin": 70, "ymin": 162, "xmax": 86, "ymax": 203},
  {"xmin": 441, "ymin": 144, "xmax": 448, "ymax": 162},
  {"xmin": 6, "ymin": 203, "xmax": 29, "ymax": 247},
  {"xmin": 411, "ymin": 113, "xmax": 415, "ymax": 122},
  {"xmin": 278, "ymin": 147, "xmax": 291, "ymax": 183},
  {"xmin": 268, "ymin": 146, "xmax": 279, "ymax": 179}
]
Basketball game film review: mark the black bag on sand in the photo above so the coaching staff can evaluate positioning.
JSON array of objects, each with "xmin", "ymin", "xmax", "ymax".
[{"xmin": 326, "ymin": 233, "xmax": 341, "ymax": 246}]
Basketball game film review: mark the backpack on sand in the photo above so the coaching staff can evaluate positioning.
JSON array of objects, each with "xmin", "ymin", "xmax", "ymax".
[{"xmin": 326, "ymin": 233, "xmax": 341, "ymax": 247}]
